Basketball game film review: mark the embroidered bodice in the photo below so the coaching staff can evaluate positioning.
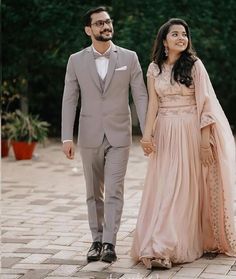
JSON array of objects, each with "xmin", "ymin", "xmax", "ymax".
[{"xmin": 147, "ymin": 62, "xmax": 196, "ymax": 108}]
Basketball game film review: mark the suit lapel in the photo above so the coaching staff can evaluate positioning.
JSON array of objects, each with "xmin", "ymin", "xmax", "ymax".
[
  {"xmin": 86, "ymin": 46, "xmax": 102, "ymax": 92},
  {"xmin": 104, "ymin": 44, "xmax": 118, "ymax": 93}
]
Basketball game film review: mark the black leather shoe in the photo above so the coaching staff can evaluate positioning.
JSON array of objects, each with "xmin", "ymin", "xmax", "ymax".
[
  {"xmin": 101, "ymin": 243, "xmax": 117, "ymax": 263},
  {"xmin": 87, "ymin": 241, "xmax": 102, "ymax": 262}
]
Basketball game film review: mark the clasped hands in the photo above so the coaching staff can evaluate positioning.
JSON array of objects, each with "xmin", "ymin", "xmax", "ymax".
[{"xmin": 140, "ymin": 138, "xmax": 156, "ymax": 156}]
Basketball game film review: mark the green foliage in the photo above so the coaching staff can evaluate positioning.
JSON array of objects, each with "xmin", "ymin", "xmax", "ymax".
[
  {"xmin": 1, "ymin": 79, "xmax": 21, "ymax": 112},
  {"xmin": 2, "ymin": 0, "xmax": 236, "ymax": 134},
  {"xmin": 5, "ymin": 110, "xmax": 50, "ymax": 143},
  {"xmin": 1, "ymin": 112, "xmax": 14, "ymax": 139}
]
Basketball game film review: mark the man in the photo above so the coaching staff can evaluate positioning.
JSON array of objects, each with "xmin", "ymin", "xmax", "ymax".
[{"xmin": 61, "ymin": 6, "xmax": 148, "ymax": 263}]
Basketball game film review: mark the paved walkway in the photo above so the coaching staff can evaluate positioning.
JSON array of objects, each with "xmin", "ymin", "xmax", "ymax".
[{"xmin": 1, "ymin": 138, "xmax": 236, "ymax": 279}]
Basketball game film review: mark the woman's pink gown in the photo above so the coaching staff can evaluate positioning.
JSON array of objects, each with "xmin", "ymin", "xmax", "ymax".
[{"xmin": 131, "ymin": 59, "xmax": 236, "ymax": 264}]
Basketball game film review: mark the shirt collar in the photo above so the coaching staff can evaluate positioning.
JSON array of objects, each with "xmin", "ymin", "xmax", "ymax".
[{"xmin": 92, "ymin": 45, "xmax": 111, "ymax": 56}]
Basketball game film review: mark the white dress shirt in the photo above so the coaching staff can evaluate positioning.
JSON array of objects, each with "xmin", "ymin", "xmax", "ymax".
[
  {"xmin": 63, "ymin": 45, "xmax": 111, "ymax": 143},
  {"xmin": 92, "ymin": 45, "xmax": 111, "ymax": 80}
]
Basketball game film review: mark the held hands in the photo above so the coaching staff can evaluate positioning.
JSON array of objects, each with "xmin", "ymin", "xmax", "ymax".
[
  {"xmin": 140, "ymin": 138, "xmax": 156, "ymax": 156},
  {"xmin": 200, "ymin": 144, "xmax": 214, "ymax": 167},
  {"xmin": 62, "ymin": 141, "xmax": 75, "ymax": 160}
]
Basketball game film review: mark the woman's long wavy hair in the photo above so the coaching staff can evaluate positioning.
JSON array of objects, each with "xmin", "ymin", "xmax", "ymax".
[{"xmin": 152, "ymin": 18, "xmax": 197, "ymax": 87}]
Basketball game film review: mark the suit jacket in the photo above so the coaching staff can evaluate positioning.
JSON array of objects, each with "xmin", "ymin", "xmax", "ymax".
[{"xmin": 61, "ymin": 43, "xmax": 148, "ymax": 147}]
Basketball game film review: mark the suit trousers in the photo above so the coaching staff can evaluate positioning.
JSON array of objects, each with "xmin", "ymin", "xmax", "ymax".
[{"xmin": 79, "ymin": 136, "xmax": 130, "ymax": 245}]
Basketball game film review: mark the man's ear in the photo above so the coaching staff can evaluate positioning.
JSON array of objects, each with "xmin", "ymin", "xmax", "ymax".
[{"xmin": 85, "ymin": 26, "xmax": 91, "ymax": 36}]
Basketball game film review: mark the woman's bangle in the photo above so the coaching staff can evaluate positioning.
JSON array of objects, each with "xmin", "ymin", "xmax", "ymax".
[{"xmin": 140, "ymin": 139, "xmax": 152, "ymax": 144}]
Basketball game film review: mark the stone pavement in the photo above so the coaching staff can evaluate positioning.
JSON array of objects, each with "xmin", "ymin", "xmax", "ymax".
[{"xmin": 1, "ymin": 138, "xmax": 236, "ymax": 279}]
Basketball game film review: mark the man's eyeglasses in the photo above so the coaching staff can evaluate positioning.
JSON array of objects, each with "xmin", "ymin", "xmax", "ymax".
[{"xmin": 91, "ymin": 19, "xmax": 113, "ymax": 28}]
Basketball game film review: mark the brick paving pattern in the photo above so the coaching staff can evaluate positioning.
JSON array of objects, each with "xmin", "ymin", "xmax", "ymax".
[{"xmin": 1, "ymin": 138, "xmax": 236, "ymax": 278}]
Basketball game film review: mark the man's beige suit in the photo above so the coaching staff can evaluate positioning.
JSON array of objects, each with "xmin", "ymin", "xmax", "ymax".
[{"xmin": 62, "ymin": 43, "xmax": 148, "ymax": 245}]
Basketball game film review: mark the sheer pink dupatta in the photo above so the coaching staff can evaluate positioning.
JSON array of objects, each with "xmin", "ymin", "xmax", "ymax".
[{"xmin": 194, "ymin": 59, "xmax": 236, "ymax": 255}]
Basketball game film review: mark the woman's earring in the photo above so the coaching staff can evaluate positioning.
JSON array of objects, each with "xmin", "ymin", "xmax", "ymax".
[{"xmin": 164, "ymin": 47, "xmax": 168, "ymax": 57}]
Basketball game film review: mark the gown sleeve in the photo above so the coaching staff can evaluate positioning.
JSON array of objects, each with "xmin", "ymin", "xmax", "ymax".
[{"xmin": 146, "ymin": 62, "xmax": 157, "ymax": 79}]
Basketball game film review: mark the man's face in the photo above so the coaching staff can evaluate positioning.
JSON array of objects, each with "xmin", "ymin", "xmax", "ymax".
[{"xmin": 87, "ymin": 11, "xmax": 114, "ymax": 42}]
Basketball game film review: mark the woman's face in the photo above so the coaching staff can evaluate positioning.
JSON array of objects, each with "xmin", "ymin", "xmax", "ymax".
[{"xmin": 164, "ymin": 24, "xmax": 188, "ymax": 55}]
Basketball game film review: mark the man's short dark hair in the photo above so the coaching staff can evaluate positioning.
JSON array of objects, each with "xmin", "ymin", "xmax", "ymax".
[{"xmin": 84, "ymin": 6, "xmax": 109, "ymax": 27}]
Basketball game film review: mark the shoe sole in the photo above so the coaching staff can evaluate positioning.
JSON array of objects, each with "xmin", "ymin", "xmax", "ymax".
[
  {"xmin": 101, "ymin": 256, "xmax": 117, "ymax": 263},
  {"xmin": 87, "ymin": 256, "xmax": 101, "ymax": 262}
]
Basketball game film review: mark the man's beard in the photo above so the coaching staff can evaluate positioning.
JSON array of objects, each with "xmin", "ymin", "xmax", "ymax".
[{"xmin": 94, "ymin": 29, "xmax": 113, "ymax": 42}]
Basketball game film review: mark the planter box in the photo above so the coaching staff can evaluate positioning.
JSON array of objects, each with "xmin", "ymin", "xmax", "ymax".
[
  {"xmin": 11, "ymin": 141, "xmax": 36, "ymax": 160},
  {"xmin": 1, "ymin": 140, "xmax": 10, "ymax": 157}
]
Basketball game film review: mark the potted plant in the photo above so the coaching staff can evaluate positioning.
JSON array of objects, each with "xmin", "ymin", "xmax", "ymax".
[
  {"xmin": 1, "ymin": 113, "xmax": 14, "ymax": 157},
  {"xmin": 6, "ymin": 110, "xmax": 50, "ymax": 160},
  {"xmin": 1, "ymin": 80, "xmax": 20, "ymax": 157},
  {"xmin": 1, "ymin": 124, "xmax": 10, "ymax": 157}
]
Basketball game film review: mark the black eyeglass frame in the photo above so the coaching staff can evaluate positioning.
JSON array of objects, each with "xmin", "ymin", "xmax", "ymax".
[{"xmin": 90, "ymin": 19, "xmax": 113, "ymax": 28}]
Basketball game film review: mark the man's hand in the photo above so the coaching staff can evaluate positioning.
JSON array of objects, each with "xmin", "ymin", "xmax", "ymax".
[{"xmin": 62, "ymin": 141, "xmax": 75, "ymax": 160}]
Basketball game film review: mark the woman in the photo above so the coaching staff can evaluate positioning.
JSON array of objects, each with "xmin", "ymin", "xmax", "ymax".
[{"xmin": 131, "ymin": 18, "xmax": 236, "ymax": 269}]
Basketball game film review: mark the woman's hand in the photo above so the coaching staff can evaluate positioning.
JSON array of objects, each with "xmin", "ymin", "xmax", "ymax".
[
  {"xmin": 200, "ymin": 125, "xmax": 214, "ymax": 166},
  {"xmin": 200, "ymin": 145, "xmax": 214, "ymax": 167},
  {"xmin": 140, "ymin": 138, "xmax": 156, "ymax": 156}
]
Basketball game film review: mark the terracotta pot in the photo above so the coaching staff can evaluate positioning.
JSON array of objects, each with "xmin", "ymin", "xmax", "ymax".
[
  {"xmin": 11, "ymin": 141, "xmax": 36, "ymax": 160},
  {"xmin": 1, "ymin": 140, "xmax": 10, "ymax": 157}
]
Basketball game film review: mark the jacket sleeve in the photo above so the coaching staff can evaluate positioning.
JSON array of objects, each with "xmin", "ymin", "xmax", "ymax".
[
  {"xmin": 130, "ymin": 52, "xmax": 148, "ymax": 134},
  {"xmin": 61, "ymin": 55, "xmax": 80, "ymax": 141}
]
